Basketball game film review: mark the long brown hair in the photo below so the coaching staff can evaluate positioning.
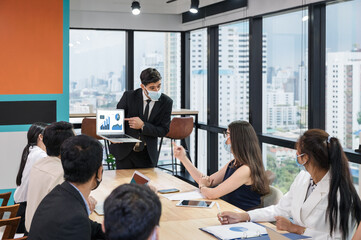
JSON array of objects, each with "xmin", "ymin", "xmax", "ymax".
[
  {"xmin": 296, "ymin": 129, "xmax": 361, "ymax": 239},
  {"xmin": 228, "ymin": 121, "xmax": 269, "ymax": 195}
]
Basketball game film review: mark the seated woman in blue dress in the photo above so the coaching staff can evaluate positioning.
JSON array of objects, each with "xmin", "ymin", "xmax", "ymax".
[{"xmin": 173, "ymin": 120, "xmax": 269, "ymax": 210}]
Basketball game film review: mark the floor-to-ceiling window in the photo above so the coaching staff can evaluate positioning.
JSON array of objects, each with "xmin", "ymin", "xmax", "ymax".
[
  {"xmin": 190, "ymin": 28, "xmax": 208, "ymax": 174},
  {"xmin": 69, "ymin": 30, "xmax": 126, "ymax": 114},
  {"xmin": 326, "ymin": 0, "xmax": 361, "ymax": 190},
  {"xmin": 262, "ymin": 10, "xmax": 308, "ymax": 139},
  {"xmin": 262, "ymin": 9, "xmax": 308, "ymax": 192},
  {"xmin": 218, "ymin": 20, "xmax": 250, "ymax": 168}
]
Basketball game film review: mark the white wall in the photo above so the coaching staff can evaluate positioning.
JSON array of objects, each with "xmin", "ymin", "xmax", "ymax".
[
  {"xmin": 70, "ymin": 11, "xmax": 183, "ymax": 31},
  {"xmin": 0, "ymin": 132, "xmax": 27, "ymax": 189}
]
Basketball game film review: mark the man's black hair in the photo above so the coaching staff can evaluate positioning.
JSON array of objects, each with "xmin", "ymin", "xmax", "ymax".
[
  {"xmin": 61, "ymin": 135, "xmax": 103, "ymax": 184},
  {"xmin": 104, "ymin": 184, "xmax": 161, "ymax": 240},
  {"xmin": 140, "ymin": 68, "xmax": 162, "ymax": 86},
  {"xmin": 43, "ymin": 121, "xmax": 74, "ymax": 156}
]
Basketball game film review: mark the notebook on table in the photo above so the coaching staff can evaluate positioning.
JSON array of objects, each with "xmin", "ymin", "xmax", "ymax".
[
  {"xmin": 130, "ymin": 171, "xmax": 150, "ymax": 184},
  {"xmin": 200, "ymin": 222, "xmax": 311, "ymax": 240},
  {"xmin": 96, "ymin": 109, "xmax": 141, "ymax": 143}
]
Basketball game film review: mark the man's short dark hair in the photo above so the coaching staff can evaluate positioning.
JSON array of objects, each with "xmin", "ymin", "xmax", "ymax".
[
  {"xmin": 104, "ymin": 184, "xmax": 161, "ymax": 240},
  {"xmin": 140, "ymin": 68, "xmax": 162, "ymax": 86},
  {"xmin": 60, "ymin": 135, "xmax": 103, "ymax": 184},
  {"xmin": 43, "ymin": 121, "xmax": 74, "ymax": 156}
]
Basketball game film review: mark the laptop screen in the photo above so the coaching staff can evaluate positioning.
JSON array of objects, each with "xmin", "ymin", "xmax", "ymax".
[{"xmin": 96, "ymin": 109, "xmax": 125, "ymax": 135}]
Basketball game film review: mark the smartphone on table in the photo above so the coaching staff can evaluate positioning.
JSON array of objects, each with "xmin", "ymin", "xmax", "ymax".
[{"xmin": 157, "ymin": 188, "xmax": 180, "ymax": 194}]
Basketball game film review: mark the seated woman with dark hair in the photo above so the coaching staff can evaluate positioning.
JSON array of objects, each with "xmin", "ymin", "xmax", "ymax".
[
  {"xmin": 14, "ymin": 122, "xmax": 48, "ymax": 233},
  {"xmin": 218, "ymin": 129, "xmax": 361, "ymax": 240},
  {"xmin": 174, "ymin": 120, "xmax": 269, "ymax": 211}
]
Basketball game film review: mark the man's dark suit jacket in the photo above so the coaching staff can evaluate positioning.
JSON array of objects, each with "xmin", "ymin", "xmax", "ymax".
[
  {"xmin": 109, "ymin": 88, "xmax": 173, "ymax": 167},
  {"xmin": 28, "ymin": 181, "xmax": 105, "ymax": 240}
]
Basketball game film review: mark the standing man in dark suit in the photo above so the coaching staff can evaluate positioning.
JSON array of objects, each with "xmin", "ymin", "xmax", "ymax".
[
  {"xmin": 28, "ymin": 135, "xmax": 105, "ymax": 240},
  {"xmin": 109, "ymin": 68, "xmax": 173, "ymax": 169}
]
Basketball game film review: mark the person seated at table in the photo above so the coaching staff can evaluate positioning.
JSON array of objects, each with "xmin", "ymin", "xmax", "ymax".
[
  {"xmin": 14, "ymin": 122, "xmax": 48, "ymax": 233},
  {"xmin": 218, "ymin": 129, "xmax": 361, "ymax": 240},
  {"xmin": 25, "ymin": 121, "xmax": 76, "ymax": 231},
  {"xmin": 173, "ymin": 120, "xmax": 269, "ymax": 210},
  {"xmin": 103, "ymin": 184, "xmax": 161, "ymax": 240},
  {"xmin": 28, "ymin": 135, "xmax": 105, "ymax": 240}
]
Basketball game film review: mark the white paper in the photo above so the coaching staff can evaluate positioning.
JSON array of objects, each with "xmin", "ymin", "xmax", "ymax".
[
  {"xmin": 162, "ymin": 189, "xmax": 204, "ymax": 200},
  {"xmin": 201, "ymin": 222, "xmax": 267, "ymax": 240}
]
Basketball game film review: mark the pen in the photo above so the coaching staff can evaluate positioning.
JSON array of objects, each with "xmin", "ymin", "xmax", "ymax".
[{"xmin": 216, "ymin": 202, "xmax": 223, "ymax": 221}]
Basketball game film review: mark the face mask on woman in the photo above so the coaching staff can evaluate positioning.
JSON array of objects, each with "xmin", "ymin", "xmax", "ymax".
[
  {"xmin": 295, "ymin": 153, "xmax": 306, "ymax": 171},
  {"xmin": 223, "ymin": 138, "xmax": 231, "ymax": 153}
]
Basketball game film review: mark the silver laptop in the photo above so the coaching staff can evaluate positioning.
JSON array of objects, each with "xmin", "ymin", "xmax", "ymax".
[{"xmin": 96, "ymin": 109, "xmax": 141, "ymax": 143}]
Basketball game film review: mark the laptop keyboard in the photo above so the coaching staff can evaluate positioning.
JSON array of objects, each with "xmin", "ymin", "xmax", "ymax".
[{"xmin": 102, "ymin": 134, "xmax": 130, "ymax": 138}]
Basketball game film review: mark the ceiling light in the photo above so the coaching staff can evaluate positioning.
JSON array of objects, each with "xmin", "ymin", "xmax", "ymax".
[
  {"xmin": 190, "ymin": 0, "xmax": 199, "ymax": 14},
  {"xmin": 131, "ymin": 1, "xmax": 141, "ymax": 15}
]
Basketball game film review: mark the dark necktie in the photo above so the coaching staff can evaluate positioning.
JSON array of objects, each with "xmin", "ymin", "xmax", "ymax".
[
  {"xmin": 134, "ymin": 99, "xmax": 151, "ymax": 152},
  {"xmin": 143, "ymin": 99, "xmax": 151, "ymax": 121}
]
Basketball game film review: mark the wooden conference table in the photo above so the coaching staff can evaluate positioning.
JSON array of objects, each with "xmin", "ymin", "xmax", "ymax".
[{"xmin": 89, "ymin": 168, "xmax": 281, "ymax": 240}]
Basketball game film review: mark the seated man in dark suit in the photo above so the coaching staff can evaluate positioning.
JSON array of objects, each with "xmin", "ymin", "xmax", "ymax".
[
  {"xmin": 28, "ymin": 135, "xmax": 105, "ymax": 240},
  {"xmin": 109, "ymin": 68, "xmax": 173, "ymax": 169},
  {"xmin": 102, "ymin": 184, "xmax": 161, "ymax": 240}
]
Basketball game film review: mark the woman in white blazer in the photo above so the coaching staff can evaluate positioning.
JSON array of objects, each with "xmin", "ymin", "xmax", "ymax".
[{"xmin": 218, "ymin": 129, "xmax": 361, "ymax": 240}]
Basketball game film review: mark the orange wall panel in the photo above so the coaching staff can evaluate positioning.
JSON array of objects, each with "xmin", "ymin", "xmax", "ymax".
[{"xmin": 0, "ymin": 0, "xmax": 63, "ymax": 95}]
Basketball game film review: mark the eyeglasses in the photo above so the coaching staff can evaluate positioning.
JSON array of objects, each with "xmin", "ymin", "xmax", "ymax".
[
  {"xmin": 296, "ymin": 153, "xmax": 305, "ymax": 158},
  {"xmin": 222, "ymin": 131, "xmax": 230, "ymax": 139}
]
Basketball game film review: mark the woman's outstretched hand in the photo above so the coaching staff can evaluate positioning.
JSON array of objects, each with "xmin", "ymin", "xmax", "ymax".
[{"xmin": 173, "ymin": 142, "xmax": 187, "ymax": 162}]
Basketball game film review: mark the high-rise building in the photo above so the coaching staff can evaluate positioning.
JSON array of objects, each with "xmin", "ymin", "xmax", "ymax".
[
  {"xmin": 164, "ymin": 32, "xmax": 181, "ymax": 110},
  {"xmin": 326, "ymin": 50, "xmax": 361, "ymax": 150}
]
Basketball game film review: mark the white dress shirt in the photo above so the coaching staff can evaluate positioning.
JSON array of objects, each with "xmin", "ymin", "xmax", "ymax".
[
  {"xmin": 14, "ymin": 146, "xmax": 47, "ymax": 203},
  {"xmin": 142, "ymin": 90, "xmax": 157, "ymax": 120}
]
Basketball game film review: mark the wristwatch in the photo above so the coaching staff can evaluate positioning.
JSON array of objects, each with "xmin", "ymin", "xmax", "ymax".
[{"xmin": 141, "ymin": 123, "xmax": 145, "ymax": 131}]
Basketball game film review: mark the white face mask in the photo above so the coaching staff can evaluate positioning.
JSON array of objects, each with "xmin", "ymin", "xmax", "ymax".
[
  {"xmin": 147, "ymin": 90, "xmax": 161, "ymax": 101},
  {"xmin": 295, "ymin": 153, "xmax": 306, "ymax": 171},
  {"xmin": 223, "ymin": 138, "xmax": 231, "ymax": 153},
  {"xmin": 142, "ymin": 84, "xmax": 161, "ymax": 101}
]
